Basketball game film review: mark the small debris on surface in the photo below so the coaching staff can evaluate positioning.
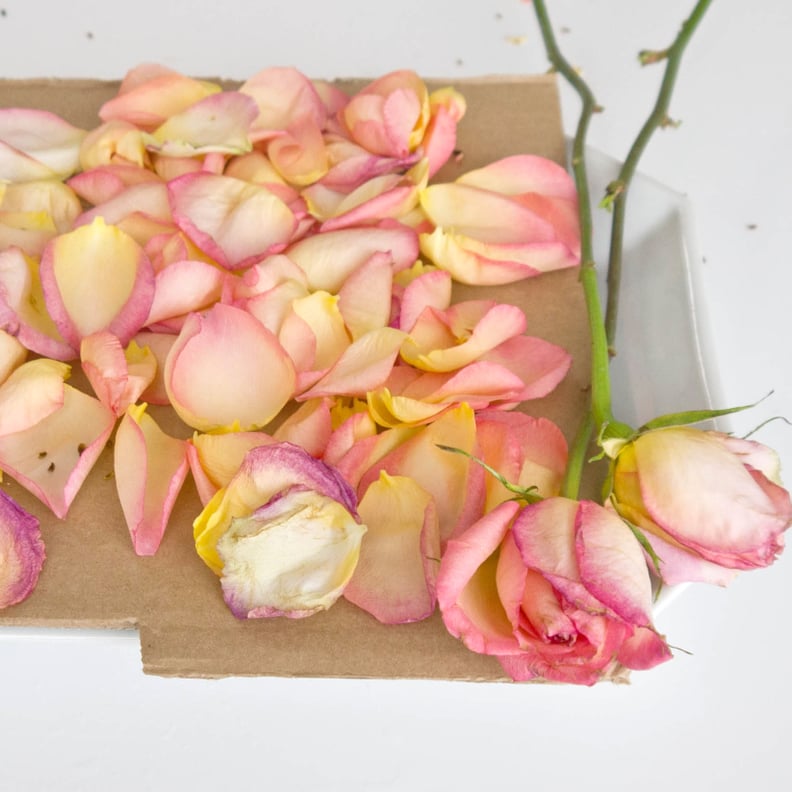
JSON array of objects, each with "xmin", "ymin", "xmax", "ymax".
[
  {"xmin": 505, "ymin": 35, "xmax": 527, "ymax": 45},
  {"xmin": 746, "ymin": 223, "xmax": 758, "ymax": 230},
  {"xmin": 455, "ymin": 58, "xmax": 464, "ymax": 66},
  {"xmin": 86, "ymin": 31, "xmax": 94, "ymax": 39},
  {"xmin": 560, "ymin": 26, "xmax": 571, "ymax": 34}
]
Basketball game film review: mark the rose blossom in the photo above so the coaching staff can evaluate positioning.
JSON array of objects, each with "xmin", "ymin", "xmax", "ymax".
[
  {"xmin": 610, "ymin": 426, "xmax": 792, "ymax": 585},
  {"xmin": 437, "ymin": 497, "xmax": 671, "ymax": 685}
]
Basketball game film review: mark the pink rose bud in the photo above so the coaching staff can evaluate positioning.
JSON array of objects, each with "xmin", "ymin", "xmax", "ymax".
[
  {"xmin": 437, "ymin": 497, "xmax": 671, "ymax": 685},
  {"xmin": 611, "ymin": 427, "xmax": 792, "ymax": 585}
]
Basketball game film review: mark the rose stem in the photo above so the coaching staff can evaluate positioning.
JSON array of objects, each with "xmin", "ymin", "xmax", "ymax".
[
  {"xmin": 530, "ymin": 0, "xmax": 713, "ymax": 499},
  {"xmin": 603, "ymin": 0, "xmax": 714, "ymax": 346}
]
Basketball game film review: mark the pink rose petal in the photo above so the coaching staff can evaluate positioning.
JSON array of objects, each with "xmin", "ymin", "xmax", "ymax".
[{"xmin": 0, "ymin": 489, "xmax": 45, "ymax": 609}]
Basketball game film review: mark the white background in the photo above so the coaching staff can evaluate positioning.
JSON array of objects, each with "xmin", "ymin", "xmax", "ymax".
[{"xmin": 1, "ymin": 1, "xmax": 790, "ymax": 790}]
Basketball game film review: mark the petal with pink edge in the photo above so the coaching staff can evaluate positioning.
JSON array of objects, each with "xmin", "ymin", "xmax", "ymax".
[
  {"xmin": 168, "ymin": 172, "xmax": 297, "ymax": 270},
  {"xmin": 0, "ymin": 246, "xmax": 76, "ymax": 360},
  {"xmin": 345, "ymin": 472, "xmax": 439, "ymax": 623},
  {"xmin": 145, "ymin": 259, "xmax": 225, "ymax": 326},
  {"xmin": 145, "ymin": 91, "xmax": 258, "ymax": 157},
  {"xmin": 0, "ymin": 359, "xmax": 69, "ymax": 435},
  {"xmin": 284, "ymin": 222, "xmax": 418, "ymax": 293},
  {"xmin": 0, "ymin": 489, "xmax": 45, "ymax": 609},
  {"xmin": 0, "ymin": 371, "xmax": 114, "ymax": 518},
  {"xmin": 80, "ymin": 331, "xmax": 157, "ymax": 416},
  {"xmin": 0, "ymin": 108, "xmax": 86, "ymax": 182},
  {"xmin": 436, "ymin": 500, "xmax": 523, "ymax": 656},
  {"xmin": 272, "ymin": 399, "xmax": 332, "ymax": 458},
  {"xmin": 337, "ymin": 252, "xmax": 393, "ymax": 338},
  {"xmin": 40, "ymin": 216, "xmax": 155, "ymax": 348},
  {"xmin": 164, "ymin": 303, "xmax": 295, "ymax": 432},
  {"xmin": 397, "ymin": 268, "xmax": 452, "ymax": 332},
  {"xmin": 616, "ymin": 626, "xmax": 673, "ymax": 671},
  {"xmin": 99, "ymin": 64, "xmax": 221, "ymax": 130},
  {"xmin": 114, "ymin": 404, "xmax": 189, "ymax": 556}
]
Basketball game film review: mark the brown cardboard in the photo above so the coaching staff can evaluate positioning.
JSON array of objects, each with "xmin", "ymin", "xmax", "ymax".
[{"xmin": 0, "ymin": 75, "xmax": 591, "ymax": 680}]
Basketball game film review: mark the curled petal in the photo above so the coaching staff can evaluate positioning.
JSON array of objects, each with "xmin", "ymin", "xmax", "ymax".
[
  {"xmin": 397, "ymin": 267, "xmax": 452, "ymax": 332},
  {"xmin": 114, "ymin": 404, "xmax": 189, "ymax": 556},
  {"xmin": 132, "ymin": 331, "xmax": 176, "ymax": 405},
  {"xmin": 0, "ymin": 247, "xmax": 76, "ymax": 360},
  {"xmin": 1, "ymin": 180, "xmax": 82, "ymax": 235},
  {"xmin": 0, "ymin": 489, "xmax": 45, "ymax": 609},
  {"xmin": 458, "ymin": 154, "xmax": 578, "ymax": 200},
  {"xmin": 164, "ymin": 303, "xmax": 295, "ymax": 432},
  {"xmin": 78, "ymin": 121, "xmax": 149, "ymax": 171},
  {"xmin": 145, "ymin": 91, "xmax": 258, "ymax": 157},
  {"xmin": 423, "ymin": 87, "xmax": 467, "ymax": 176},
  {"xmin": 80, "ymin": 331, "xmax": 157, "ymax": 416},
  {"xmin": 194, "ymin": 442, "xmax": 359, "ymax": 574},
  {"xmin": 345, "ymin": 472, "xmax": 439, "ymax": 623},
  {"xmin": 99, "ymin": 63, "xmax": 221, "ymax": 130},
  {"xmin": 0, "ymin": 108, "xmax": 86, "ymax": 182},
  {"xmin": 168, "ymin": 172, "xmax": 297, "ymax": 270},
  {"xmin": 40, "ymin": 216, "xmax": 155, "ymax": 348},
  {"xmin": 436, "ymin": 500, "xmax": 523, "ymax": 656},
  {"xmin": 267, "ymin": 118, "xmax": 329, "ymax": 186},
  {"xmin": 337, "ymin": 252, "xmax": 394, "ymax": 338},
  {"xmin": 299, "ymin": 327, "xmax": 406, "ymax": 401}
]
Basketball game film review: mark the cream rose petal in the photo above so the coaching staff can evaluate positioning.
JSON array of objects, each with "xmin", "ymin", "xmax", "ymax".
[
  {"xmin": 0, "ymin": 328, "xmax": 26, "ymax": 385},
  {"xmin": 114, "ymin": 404, "xmax": 189, "ymax": 556},
  {"xmin": 145, "ymin": 259, "xmax": 225, "ymax": 327}
]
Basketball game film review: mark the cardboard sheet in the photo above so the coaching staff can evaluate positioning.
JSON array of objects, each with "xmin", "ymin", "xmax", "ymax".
[{"xmin": 0, "ymin": 75, "xmax": 591, "ymax": 679}]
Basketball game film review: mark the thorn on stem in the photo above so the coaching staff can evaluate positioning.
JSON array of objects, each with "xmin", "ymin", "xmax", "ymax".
[
  {"xmin": 599, "ymin": 180, "xmax": 625, "ymax": 210},
  {"xmin": 660, "ymin": 115, "xmax": 682, "ymax": 129},
  {"xmin": 639, "ymin": 48, "xmax": 669, "ymax": 65}
]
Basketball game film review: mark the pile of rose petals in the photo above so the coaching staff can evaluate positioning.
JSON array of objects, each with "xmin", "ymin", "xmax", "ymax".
[{"xmin": 0, "ymin": 65, "xmax": 581, "ymax": 634}]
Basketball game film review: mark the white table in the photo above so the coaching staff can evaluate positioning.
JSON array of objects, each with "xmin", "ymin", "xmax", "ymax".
[{"xmin": 1, "ymin": 1, "xmax": 790, "ymax": 789}]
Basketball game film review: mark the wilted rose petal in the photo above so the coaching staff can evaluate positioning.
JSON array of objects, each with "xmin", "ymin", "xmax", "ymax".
[
  {"xmin": 164, "ymin": 303, "xmax": 296, "ymax": 432},
  {"xmin": 194, "ymin": 442, "xmax": 359, "ymax": 574},
  {"xmin": 218, "ymin": 486, "xmax": 365, "ymax": 619},
  {"xmin": 0, "ymin": 360, "xmax": 115, "ymax": 518},
  {"xmin": 168, "ymin": 172, "xmax": 297, "ymax": 270},
  {"xmin": 344, "ymin": 472, "xmax": 439, "ymax": 623},
  {"xmin": 0, "ymin": 108, "xmax": 86, "ymax": 182},
  {"xmin": 0, "ymin": 247, "xmax": 76, "ymax": 360},
  {"xmin": 80, "ymin": 331, "xmax": 157, "ymax": 416},
  {"xmin": 0, "ymin": 489, "xmax": 45, "ymax": 609},
  {"xmin": 114, "ymin": 404, "xmax": 189, "ymax": 556},
  {"xmin": 40, "ymin": 216, "xmax": 155, "ymax": 349},
  {"xmin": 145, "ymin": 91, "xmax": 258, "ymax": 157},
  {"xmin": 99, "ymin": 63, "xmax": 221, "ymax": 130}
]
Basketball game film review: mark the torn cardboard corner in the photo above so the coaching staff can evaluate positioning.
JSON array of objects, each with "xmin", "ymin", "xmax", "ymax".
[{"xmin": 0, "ymin": 75, "xmax": 591, "ymax": 680}]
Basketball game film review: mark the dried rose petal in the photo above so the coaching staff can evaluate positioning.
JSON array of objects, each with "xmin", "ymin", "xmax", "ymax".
[{"xmin": 0, "ymin": 489, "xmax": 45, "ymax": 609}]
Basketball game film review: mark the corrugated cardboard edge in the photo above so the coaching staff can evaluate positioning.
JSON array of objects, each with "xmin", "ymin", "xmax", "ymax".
[{"xmin": 0, "ymin": 74, "xmax": 610, "ymax": 682}]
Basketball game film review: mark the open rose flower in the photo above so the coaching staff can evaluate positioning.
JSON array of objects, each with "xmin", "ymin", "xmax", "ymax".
[
  {"xmin": 193, "ymin": 442, "xmax": 365, "ymax": 618},
  {"xmin": 0, "ymin": 489, "xmax": 46, "ymax": 609},
  {"xmin": 438, "ymin": 497, "xmax": 672, "ymax": 685},
  {"xmin": 419, "ymin": 154, "xmax": 580, "ymax": 285},
  {"xmin": 610, "ymin": 427, "xmax": 792, "ymax": 585}
]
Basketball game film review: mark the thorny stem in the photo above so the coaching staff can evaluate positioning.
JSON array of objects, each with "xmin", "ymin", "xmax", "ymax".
[
  {"xmin": 604, "ymin": 0, "xmax": 714, "ymax": 347},
  {"xmin": 531, "ymin": 0, "xmax": 713, "ymax": 499}
]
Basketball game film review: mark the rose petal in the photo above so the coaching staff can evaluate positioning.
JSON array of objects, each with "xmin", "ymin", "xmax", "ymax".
[
  {"xmin": 0, "ymin": 489, "xmax": 45, "ymax": 609},
  {"xmin": 114, "ymin": 404, "xmax": 189, "ymax": 556},
  {"xmin": 40, "ymin": 216, "xmax": 155, "ymax": 348},
  {"xmin": 145, "ymin": 259, "xmax": 225, "ymax": 326},
  {"xmin": 344, "ymin": 472, "xmax": 439, "ymax": 623},
  {"xmin": 0, "ymin": 328, "xmax": 27, "ymax": 385},
  {"xmin": 337, "ymin": 251, "xmax": 394, "ymax": 338},
  {"xmin": 164, "ymin": 303, "xmax": 296, "ymax": 432}
]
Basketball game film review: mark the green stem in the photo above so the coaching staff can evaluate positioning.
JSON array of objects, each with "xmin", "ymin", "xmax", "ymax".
[
  {"xmin": 604, "ymin": 0, "xmax": 714, "ymax": 347},
  {"xmin": 531, "ymin": 0, "xmax": 614, "ymax": 433},
  {"xmin": 560, "ymin": 411, "xmax": 595, "ymax": 500}
]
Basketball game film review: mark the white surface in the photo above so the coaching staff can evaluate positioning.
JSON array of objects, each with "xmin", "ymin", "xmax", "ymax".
[{"xmin": 1, "ymin": 1, "xmax": 791, "ymax": 790}]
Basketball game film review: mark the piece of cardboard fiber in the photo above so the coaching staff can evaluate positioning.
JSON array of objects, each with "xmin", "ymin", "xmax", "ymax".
[{"xmin": 0, "ymin": 75, "xmax": 590, "ymax": 679}]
